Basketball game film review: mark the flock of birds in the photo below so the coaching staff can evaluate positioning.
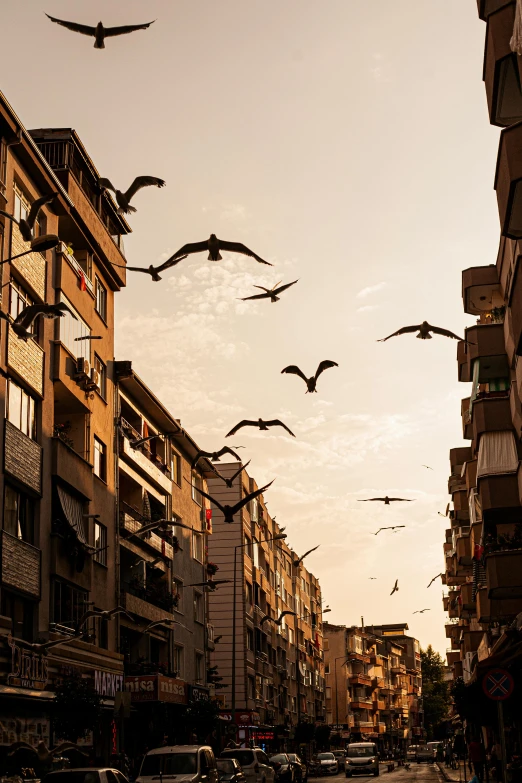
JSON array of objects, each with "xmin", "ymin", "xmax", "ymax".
[{"xmin": 0, "ymin": 12, "xmax": 462, "ymax": 651}]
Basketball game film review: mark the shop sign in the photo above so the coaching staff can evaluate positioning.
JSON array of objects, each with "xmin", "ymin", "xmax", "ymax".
[
  {"xmin": 0, "ymin": 716, "xmax": 50, "ymax": 747},
  {"xmin": 95, "ymin": 670, "xmax": 124, "ymax": 699},
  {"xmin": 7, "ymin": 634, "xmax": 49, "ymax": 690},
  {"xmin": 189, "ymin": 685, "xmax": 210, "ymax": 703},
  {"xmin": 219, "ymin": 711, "xmax": 260, "ymax": 725},
  {"xmin": 254, "ymin": 731, "xmax": 274, "ymax": 740},
  {"xmin": 125, "ymin": 674, "xmax": 188, "ymax": 704}
]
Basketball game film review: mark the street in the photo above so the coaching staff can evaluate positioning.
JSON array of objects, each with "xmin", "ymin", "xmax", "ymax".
[{"xmin": 311, "ymin": 764, "xmax": 446, "ymax": 783}]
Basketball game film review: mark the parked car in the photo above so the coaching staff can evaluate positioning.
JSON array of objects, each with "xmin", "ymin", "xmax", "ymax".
[
  {"xmin": 269, "ymin": 755, "xmax": 296, "ymax": 783},
  {"xmin": 217, "ymin": 759, "xmax": 247, "ymax": 783},
  {"xmin": 43, "ymin": 771, "xmax": 129, "ymax": 783},
  {"xmin": 286, "ymin": 754, "xmax": 307, "ymax": 782},
  {"xmin": 405, "ymin": 746, "xmax": 419, "ymax": 763},
  {"xmin": 415, "ymin": 746, "xmax": 433, "ymax": 764},
  {"xmin": 221, "ymin": 748, "xmax": 275, "ymax": 783},
  {"xmin": 137, "ymin": 745, "xmax": 218, "ymax": 783},
  {"xmin": 310, "ymin": 754, "xmax": 338, "ymax": 776},
  {"xmin": 426, "ymin": 743, "xmax": 440, "ymax": 761},
  {"xmin": 345, "ymin": 742, "xmax": 379, "ymax": 778},
  {"xmin": 331, "ymin": 752, "xmax": 346, "ymax": 771}
]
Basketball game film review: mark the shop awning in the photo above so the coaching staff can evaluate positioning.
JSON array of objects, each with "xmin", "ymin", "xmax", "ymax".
[
  {"xmin": 0, "ymin": 684, "xmax": 55, "ymax": 699},
  {"xmin": 57, "ymin": 485, "xmax": 87, "ymax": 543},
  {"xmin": 477, "ymin": 431, "xmax": 519, "ymax": 478}
]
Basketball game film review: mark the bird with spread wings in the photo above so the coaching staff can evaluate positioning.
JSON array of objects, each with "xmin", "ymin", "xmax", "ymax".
[
  {"xmin": 0, "ymin": 302, "xmax": 76, "ymax": 341},
  {"xmin": 0, "ymin": 191, "xmax": 58, "ymax": 242},
  {"xmin": 11, "ymin": 633, "xmax": 82, "ymax": 655},
  {"xmin": 240, "ymin": 279, "xmax": 298, "ymax": 302},
  {"xmin": 142, "ymin": 619, "xmax": 192, "ymax": 634},
  {"xmin": 45, "ymin": 14, "xmax": 155, "ymax": 48},
  {"xmin": 191, "ymin": 446, "xmax": 244, "ymax": 470},
  {"xmin": 281, "ymin": 360, "xmax": 338, "ymax": 393},
  {"xmin": 112, "ymin": 254, "xmax": 188, "ymax": 281},
  {"xmin": 226, "ymin": 418, "xmax": 295, "ymax": 437},
  {"xmin": 161, "ymin": 234, "xmax": 272, "ymax": 266},
  {"xmin": 373, "ymin": 526, "xmax": 406, "ymax": 535},
  {"xmin": 377, "ymin": 321, "xmax": 467, "ymax": 342},
  {"xmin": 261, "ymin": 610, "xmax": 297, "ymax": 626},
  {"xmin": 293, "ymin": 546, "xmax": 319, "ymax": 567},
  {"xmin": 390, "ymin": 579, "xmax": 399, "ymax": 596},
  {"xmin": 358, "ymin": 496, "xmax": 414, "ymax": 505},
  {"xmin": 75, "ymin": 606, "xmax": 133, "ymax": 632},
  {"xmin": 438, "ymin": 504, "xmax": 451, "ymax": 518},
  {"xmin": 212, "ymin": 460, "xmax": 252, "ymax": 489},
  {"xmin": 186, "ymin": 580, "xmax": 232, "ymax": 591},
  {"xmin": 413, "ymin": 609, "xmax": 431, "ymax": 614},
  {"xmin": 187, "ymin": 480, "xmax": 274, "ymax": 524},
  {"xmin": 99, "ymin": 176, "xmax": 165, "ymax": 215},
  {"xmin": 427, "ymin": 573, "xmax": 445, "ymax": 588}
]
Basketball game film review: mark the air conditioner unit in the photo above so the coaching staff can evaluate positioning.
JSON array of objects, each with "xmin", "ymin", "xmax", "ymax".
[
  {"xmin": 75, "ymin": 357, "xmax": 90, "ymax": 378},
  {"xmin": 90, "ymin": 368, "xmax": 99, "ymax": 386}
]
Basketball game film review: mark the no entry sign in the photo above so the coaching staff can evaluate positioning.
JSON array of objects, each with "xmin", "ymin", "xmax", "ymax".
[{"xmin": 482, "ymin": 668, "xmax": 514, "ymax": 701}]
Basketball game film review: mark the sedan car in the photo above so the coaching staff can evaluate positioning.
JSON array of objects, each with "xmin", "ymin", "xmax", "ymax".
[
  {"xmin": 217, "ymin": 759, "xmax": 246, "ymax": 783},
  {"xmin": 332, "ymin": 752, "xmax": 346, "ymax": 771},
  {"xmin": 287, "ymin": 754, "xmax": 307, "ymax": 783},
  {"xmin": 310, "ymin": 754, "xmax": 338, "ymax": 776},
  {"xmin": 269, "ymin": 755, "xmax": 295, "ymax": 783},
  {"xmin": 43, "ymin": 770, "xmax": 129, "ymax": 783}
]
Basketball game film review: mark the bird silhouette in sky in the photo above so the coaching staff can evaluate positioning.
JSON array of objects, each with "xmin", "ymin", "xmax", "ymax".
[
  {"xmin": 191, "ymin": 446, "xmax": 244, "ymax": 469},
  {"xmin": 240, "ymin": 279, "xmax": 298, "ymax": 302},
  {"xmin": 11, "ymin": 633, "xmax": 82, "ymax": 655},
  {"xmin": 99, "ymin": 176, "xmax": 165, "ymax": 214},
  {"xmin": 438, "ymin": 504, "xmax": 451, "ymax": 518},
  {"xmin": 373, "ymin": 526, "xmax": 406, "ymax": 535},
  {"xmin": 226, "ymin": 418, "xmax": 295, "ymax": 437},
  {"xmin": 0, "ymin": 191, "xmax": 58, "ymax": 241},
  {"xmin": 0, "ymin": 302, "xmax": 76, "ymax": 341},
  {"xmin": 281, "ymin": 360, "xmax": 338, "ymax": 393},
  {"xmin": 213, "ymin": 460, "xmax": 251, "ymax": 489},
  {"xmin": 358, "ymin": 496, "xmax": 414, "ymax": 505},
  {"xmin": 293, "ymin": 546, "xmax": 319, "ymax": 566},
  {"xmin": 45, "ymin": 14, "xmax": 155, "ymax": 48},
  {"xmin": 390, "ymin": 580, "xmax": 399, "ymax": 596},
  {"xmin": 422, "ymin": 464, "xmax": 434, "ymax": 470},
  {"xmin": 377, "ymin": 321, "xmax": 467, "ymax": 342},
  {"xmin": 413, "ymin": 609, "xmax": 430, "ymax": 614},
  {"xmin": 112, "ymin": 254, "xmax": 188, "ymax": 281},
  {"xmin": 261, "ymin": 610, "xmax": 297, "ymax": 626},
  {"xmin": 76, "ymin": 606, "xmax": 132, "ymax": 632},
  {"xmin": 187, "ymin": 580, "xmax": 232, "ymax": 591},
  {"xmin": 427, "ymin": 573, "xmax": 445, "ymax": 588},
  {"xmin": 368, "ymin": 577, "xmax": 377, "ymax": 580},
  {"xmin": 142, "ymin": 619, "xmax": 192, "ymax": 634},
  {"xmin": 187, "ymin": 480, "xmax": 274, "ymax": 524},
  {"xmin": 165, "ymin": 234, "xmax": 272, "ymax": 265}
]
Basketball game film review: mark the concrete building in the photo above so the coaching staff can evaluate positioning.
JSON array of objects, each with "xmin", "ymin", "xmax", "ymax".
[{"xmin": 206, "ymin": 462, "xmax": 326, "ymax": 750}]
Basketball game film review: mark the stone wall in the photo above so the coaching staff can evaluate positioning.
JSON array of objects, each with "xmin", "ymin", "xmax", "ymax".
[
  {"xmin": 7, "ymin": 331, "xmax": 44, "ymax": 396},
  {"xmin": 4, "ymin": 420, "xmax": 42, "ymax": 494},
  {"xmin": 11, "ymin": 224, "xmax": 46, "ymax": 301},
  {"xmin": 1, "ymin": 530, "xmax": 41, "ymax": 598}
]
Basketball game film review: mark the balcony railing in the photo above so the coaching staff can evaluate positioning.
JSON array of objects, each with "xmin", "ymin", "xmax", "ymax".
[
  {"xmin": 58, "ymin": 242, "xmax": 94, "ymax": 294},
  {"xmin": 120, "ymin": 417, "xmax": 171, "ymax": 478}
]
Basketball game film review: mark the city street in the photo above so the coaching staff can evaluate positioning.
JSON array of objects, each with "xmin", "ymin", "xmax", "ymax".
[{"xmin": 311, "ymin": 764, "xmax": 446, "ymax": 783}]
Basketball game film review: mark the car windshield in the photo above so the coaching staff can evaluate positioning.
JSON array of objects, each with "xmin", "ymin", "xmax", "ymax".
[
  {"xmin": 43, "ymin": 775, "xmax": 101, "ymax": 783},
  {"xmin": 317, "ymin": 754, "xmax": 335, "ymax": 761},
  {"xmin": 222, "ymin": 752, "xmax": 254, "ymax": 768},
  {"xmin": 141, "ymin": 753, "xmax": 198, "ymax": 775},
  {"xmin": 270, "ymin": 756, "xmax": 288, "ymax": 764},
  {"xmin": 217, "ymin": 761, "xmax": 236, "ymax": 774},
  {"xmin": 287, "ymin": 756, "xmax": 299, "ymax": 763},
  {"xmin": 347, "ymin": 748, "xmax": 375, "ymax": 758}
]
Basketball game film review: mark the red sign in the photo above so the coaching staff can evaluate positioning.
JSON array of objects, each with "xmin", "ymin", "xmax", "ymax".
[
  {"xmin": 205, "ymin": 508, "xmax": 213, "ymax": 534},
  {"xmin": 125, "ymin": 674, "xmax": 188, "ymax": 704},
  {"xmin": 482, "ymin": 668, "xmax": 514, "ymax": 701},
  {"xmin": 220, "ymin": 711, "xmax": 260, "ymax": 725}
]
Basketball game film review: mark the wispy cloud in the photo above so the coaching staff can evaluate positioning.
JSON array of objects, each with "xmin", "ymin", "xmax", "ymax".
[
  {"xmin": 356, "ymin": 281, "xmax": 387, "ymax": 299},
  {"xmin": 357, "ymin": 304, "xmax": 379, "ymax": 313}
]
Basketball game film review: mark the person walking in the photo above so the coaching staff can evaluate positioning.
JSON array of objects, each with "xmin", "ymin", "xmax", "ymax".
[{"xmin": 468, "ymin": 738, "xmax": 485, "ymax": 783}]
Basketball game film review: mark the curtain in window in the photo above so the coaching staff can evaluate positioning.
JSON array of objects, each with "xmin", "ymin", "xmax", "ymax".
[
  {"xmin": 57, "ymin": 485, "xmax": 87, "ymax": 543},
  {"xmin": 477, "ymin": 431, "xmax": 519, "ymax": 478}
]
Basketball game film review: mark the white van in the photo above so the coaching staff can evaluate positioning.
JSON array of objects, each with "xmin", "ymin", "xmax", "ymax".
[
  {"xmin": 137, "ymin": 745, "xmax": 219, "ymax": 783},
  {"xmin": 345, "ymin": 743, "xmax": 379, "ymax": 778}
]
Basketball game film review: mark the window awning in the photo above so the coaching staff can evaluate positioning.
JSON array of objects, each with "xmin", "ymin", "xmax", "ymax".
[
  {"xmin": 57, "ymin": 485, "xmax": 87, "ymax": 543},
  {"xmin": 477, "ymin": 431, "xmax": 519, "ymax": 478}
]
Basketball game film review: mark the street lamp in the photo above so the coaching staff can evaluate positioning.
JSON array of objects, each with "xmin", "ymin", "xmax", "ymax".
[
  {"xmin": 231, "ymin": 533, "xmax": 287, "ymax": 723},
  {"xmin": 333, "ymin": 656, "xmax": 351, "ymax": 728}
]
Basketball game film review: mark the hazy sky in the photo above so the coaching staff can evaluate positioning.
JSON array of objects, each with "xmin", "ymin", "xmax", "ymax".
[{"xmin": 3, "ymin": 1, "xmax": 500, "ymax": 655}]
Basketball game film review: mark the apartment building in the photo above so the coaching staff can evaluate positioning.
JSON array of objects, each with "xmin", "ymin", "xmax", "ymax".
[
  {"xmin": 207, "ymin": 462, "xmax": 325, "ymax": 749},
  {"xmin": 0, "ymin": 95, "xmax": 130, "ymax": 759},
  {"xmin": 440, "ymin": 0, "xmax": 522, "ymax": 755},
  {"xmin": 324, "ymin": 623, "xmax": 422, "ymax": 752}
]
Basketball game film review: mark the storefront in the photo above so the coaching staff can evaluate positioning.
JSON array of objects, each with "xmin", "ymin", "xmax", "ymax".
[{"xmin": 124, "ymin": 674, "xmax": 189, "ymax": 752}]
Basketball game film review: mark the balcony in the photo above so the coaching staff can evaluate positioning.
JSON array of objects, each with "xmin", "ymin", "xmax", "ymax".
[
  {"xmin": 462, "ymin": 265, "xmax": 502, "ymax": 314},
  {"xmin": 472, "ymin": 395, "xmax": 512, "ymax": 443},
  {"xmin": 465, "ymin": 323, "xmax": 508, "ymax": 366},
  {"xmin": 391, "ymin": 665, "xmax": 406, "ymax": 675},
  {"xmin": 479, "ymin": 473, "xmax": 520, "ymax": 521},
  {"xmin": 485, "ymin": 549, "xmax": 522, "ymax": 598},
  {"xmin": 495, "ymin": 120, "xmax": 522, "ymax": 239},
  {"xmin": 446, "ymin": 650, "xmax": 460, "ymax": 666},
  {"xmin": 121, "ymin": 589, "xmax": 176, "ymax": 623},
  {"xmin": 119, "ymin": 426, "xmax": 172, "ymax": 494},
  {"xmin": 462, "ymin": 630, "xmax": 483, "ymax": 655},
  {"xmin": 8, "ymin": 330, "xmax": 44, "ymax": 397},
  {"xmin": 120, "ymin": 513, "xmax": 174, "ymax": 559},
  {"xmin": 4, "ymin": 421, "xmax": 42, "ymax": 496},
  {"xmin": 456, "ymin": 534, "xmax": 473, "ymax": 567},
  {"xmin": 461, "ymin": 399, "xmax": 473, "ymax": 440},
  {"xmin": 349, "ymin": 674, "xmax": 372, "ymax": 686},
  {"xmin": 1, "ymin": 531, "xmax": 41, "ymax": 599},
  {"xmin": 56, "ymin": 242, "xmax": 94, "ymax": 295},
  {"xmin": 476, "ymin": 585, "xmax": 522, "ymax": 621},
  {"xmin": 458, "ymin": 341, "xmax": 471, "ymax": 383},
  {"xmin": 52, "ymin": 436, "xmax": 93, "ymax": 501},
  {"xmin": 478, "ymin": 1, "xmax": 515, "ymax": 20},
  {"xmin": 350, "ymin": 698, "xmax": 373, "ymax": 709},
  {"xmin": 352, "ymin": 720, "xmax": 373, "ymax": 729},
  {"xmin": 372, "ymin": 700, "xmax": 386, "ymax": 711},
  {"xmin": 483, "ymin": 3, "xmax": 522, "ymax": 126},
  {"xmin": 461, "ymin": 582, "xmax": 475, "ymax": 610},
  {"xmin": 450, "ymin": 447, "xmax": 473, "ymax": 470},
  {"xmin": 372, "ymin": 677, "xmax": 385, "ymax": 688}
]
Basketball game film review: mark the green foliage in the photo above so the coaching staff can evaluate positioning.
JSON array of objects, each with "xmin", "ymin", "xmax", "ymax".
[
  {"xmin": 53, "ymin": 676, "xmax": 102, "ymax": 741},
  {"xmin": 185, "ymin": 699, "xmax": 220, "ymax": 741},
  {"xmin": 421, "ymin": 646, "xmax": 451, "ymax": 740},
  {"xmin": 315, "ymin": 724, "xmax": 331, "ymax": 749}
]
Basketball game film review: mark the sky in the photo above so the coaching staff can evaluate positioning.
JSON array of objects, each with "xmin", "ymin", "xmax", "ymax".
[{"xmin": 2, "ymin": 1, "xmax": 502, "ymax": 656}]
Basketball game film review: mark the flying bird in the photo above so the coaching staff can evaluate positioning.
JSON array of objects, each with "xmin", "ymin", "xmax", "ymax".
[
  {"xmin": 240, "ymin": 279, "xmax": 298, "ymax": 302},
  {"xmin": 76, "ymin": 606, "xmax": 133, "ymax": 631},
  {"xmin": 369, "ymin": 577, "xmax": 377, "ymax": 580},
  {"xmin": 16, "ymin": 634, "xmax": 82, "ymax": 655},
  {"xmin": 413, "ymin": 609, "xmax": 431, "ymax": 614},
  {"xmin": 0, "ymin": 191, "xmax": 58, "ymax": 241},
  {"xmin": 99, "ymin": 176, "xmax": 165, "ymax": 215},
  {"xmin": 377, "ymin": 321, "xmax": 467, "ymax": 343},
  {"xmin": 112, "ymin": 254, "xmax": 188, "ymax": 281},
  {"xmin": 186, "ymin": 580, "xmax": 232, "ymax": 591},
  {"xmin": 427, "ymin": 573, "xmax": 445, "ymax": 588},
  {"xmin": 0, "ymin": 301, "xmax": 76, "ymax": 341},
  {"xmin": 281, "ymin": 360, "xmax": 338, "ymax": 393},
  {"xmin": 438, "ymin": 504, "xmax": 451, "ymax": 518},
  {"xmin": 191, "ymin": 446, "xmax": 244, "ymax": 470},
  {"xmin": 187, "ymin": 480, "xmax": 274, "ymax": 524},
  {"xmin": 74, "ymin": 335, "xmax": 102, "ymax": 341},
  {"xmin": 292, "ymin": 546, "xmax": 319, "ymax": 567},
  {"xmin": 164, "ymin": 234, "xmax": 272, "ymax": 266},
  {"xmin": 390, "ymin": 580, "xmax": 399, "ymax": 596},
  {"xmin": 45, "ymin": 14, "xmax": 155, "ymax": 48},
  {"xmin": 422, "ymin": 465, "xmax": 434, "ymax": 470},
  {"xmin": 226, "ymin": 418, "xmax": 295, "ymax": 437},
  {"xmin": 261, "ymin": 610, "xmax": 297, "ymax": 626},
  {"xmin": 213, "ymin": 460, "xmax": 251, "ymax": 489},
  {"xmin": 358, "ymin": 496, "xmax": 414, "ymax": 505},
  {"xmin": 373, "ymin": 526, "xmax": 406, "ymax": 535},
  {"xmin": 142, "ymin": 619, "xmax": 192, "ymax": 634},
  {"xmin": 130, "ymin": 434, "xmax": 161, "ymax": 449},
  {"xmin": 214, "ymin": 635, "xmax": 223, "ymax": 643}
]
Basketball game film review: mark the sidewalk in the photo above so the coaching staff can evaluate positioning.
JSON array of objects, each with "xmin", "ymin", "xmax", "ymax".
[{"xmin": 437, "ymin": 761, "xmax": 468, "ymax": 783}]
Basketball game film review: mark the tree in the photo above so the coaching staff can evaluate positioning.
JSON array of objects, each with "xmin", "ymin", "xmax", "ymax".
[
  {"xmin": 53, "ymin": 676, "xmax": 102, "ymax": 741},
  {"xmin": 421, "ymin": 646, "xmax": 451, "ymax": 740}
]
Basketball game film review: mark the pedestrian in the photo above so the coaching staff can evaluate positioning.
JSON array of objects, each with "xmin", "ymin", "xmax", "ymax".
[
  {"xmin": 468, "ymin": 738, "xmax": 485, "ymax": 783},
  {"xmin": 489, "ymin": 741, "xmax": 502, "ymax": 782}
]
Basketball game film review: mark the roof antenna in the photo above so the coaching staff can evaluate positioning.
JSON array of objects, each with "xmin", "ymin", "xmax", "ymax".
[{"xmin": 361, "ymin": 616, "xmax": 364, "ymax": 632}]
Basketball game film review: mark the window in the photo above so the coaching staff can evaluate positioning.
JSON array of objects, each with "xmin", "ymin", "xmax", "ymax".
[
  {"xmin": 0, "ymin": 139, "xmax": 6, "ymax": 189},
  {"xmin": 173, "ymin": 644, "xmax": 184, "ymax": 678},
  {"xmin": 288, "ymin": 627, "xmax": 294, "ymax": 645},
  {"xmin": 9, "ymin": 279, "xmax": 33, "ymax": 321},
  {"xmin": 250, "ymin": 497, "xmax": 258, "ymax": 522},
  {"xmin": 253, "ymin": 538, "xmax": 259, "ymax": 568},
  {"xmin": 93, "ymin": 521, "xmax": 107, "ymax": 566},
  {"xmin": 6, "ymin": 378, "xmax": 36, "ymax": 439},
  {"xmin": 193, "ymin": 591, "xmax": 204, "ymax": 624},
  {"xmin": 192, "ymin": 530, "xmax": 204, "ymax": 563},
  {"xmin": 95, "ymin": 277, "xmax": 107, "ymax": 321},
  {"xmin": 171, "ymin": 450, "xmax": 181, "ymax": 485},
  {"xmin": 245, "ymin": 581, "xmax": 253, "ymax": 609},
  {"xmin": 247, "ymin": 627, "xmax": 254, "ymax": 651},
  {"xmin": 14, "ymin": 187, "xmax": 43, "ymax": 237},
  {"xmin": 324, "ymin": 663, "xmax": 330, "ymax": 674},
  {"xmin": 4, "ymin": 485, "xmax": 34, "ymax": 542},
  {"xmin": 248, "ymin": 676, "xmax": 255, "ymax": 699},
  {"xmin": 94, "ymin": 354, "xmax": 106, "ymax": 398},
  {"xmin": 195, "ymin": 652, "xmax": 204, "ymax": 683},
  {"xmin": 173, "ymin": 577, "xmax": 184, "ymax": 612},
  {"xmin": 58, "ymin": 293, "xmax": 91, "ymax": 361},
  {"xmin": 244, "ymin": 534, "xmax": 252, "ymax": 560},
  {"xmin": 93, "ymin": 436, "xmax": 106, "ymax": 480},
  {"xmin": 192, "ymin": 473, "xmax": 203, "ymax": 505},
  {"xmin": 53, "ymin": 579, "xmax": 89, "ymax": 631}
]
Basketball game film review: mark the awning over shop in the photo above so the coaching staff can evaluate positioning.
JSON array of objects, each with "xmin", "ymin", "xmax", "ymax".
[
  {"xmin": 477, "ymin": 431, "xmax": 519, "ymax": 478},
  {"xmin": 0, "ymin": 684, "xmax": 55, "ymax": 700},
  {"xmin": 57, "ymin": 485, "xmax": 87, "ymax": 543}
]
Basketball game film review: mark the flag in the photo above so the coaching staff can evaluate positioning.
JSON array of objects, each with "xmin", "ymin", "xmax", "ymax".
[
  {"xmin": 78, "ymin": 269, "xmax": 87, "ymax": 292},
  {"xmin": 205, "ymin": 508, "xmax": 213, "ymax": 534}
]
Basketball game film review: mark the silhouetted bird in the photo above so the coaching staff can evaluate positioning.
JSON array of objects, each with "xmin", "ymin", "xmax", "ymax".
[
  {"xmin": 438, "ymin": 504, "xmax": 450, "ymax": 518},
  {"xmin": 0, "ymin": 301, "xmax": 76, "ymax": 341},
  {"xmin": 412, "ymin": 609, "xmax": 430, "ymax": 614},
  {"xmin": 358, "ymin": 496, "xmax": 414, "ymax": 505},
  {"xmin": 13, "ymin": 634, "xmax": 82, "ymax": 655},
  {"xmin": 166, "ymin": 234, "xmax": 272, "ymax": 265},
  {"xmin": 240, "ymin": 279, "xmax": 298, "ymax": 302},
  {"xmin": 427, "ymin": 573, "xmax": 444, "ymax": 588},
  {"xmin": 390, "ymin": 580, "xmax": 399, "ymax": 596},
  {"xmin": 188, "ymin": 480, "xmax": 274, "ymax": 524},
  {"xmin": 261, "ymin": 611, "xmax": 296, "ymax": 626},
  {"xmin": 142, "ymin": 619, "xmax": 192, "ymax": 634},
  {"xmin": 112, "ymin": 254, "xmax": 188, "ymax": 281},
  {"xmin": 0, "ymin": 191, "xmax": 58, "ymax": 241},
  {"xmin": 281, "ymin": 360, "xmax": 338, "ymax": 393},
  {"xmin": 373, "ymin": 526, "xmax": 406, "ymax": 535},
  {"xmin": 191, "ymin": 446, "xmax": 243, "ymax": 470},
  {"xmin": 378, "ymin": 321, "xmax": 467, "ymax": 342},
  {"xmin": 45, "ymin": 14, "xmax": 155, "ymax": 48},
  {"xmin": 226, "ymin": 418, "xmax": 295, "ymax": 437},
  {"xmin": 422, "ymin": 464, "xmax": 434, "ymax": 470},
  {"xmin": 213, "ymin": 460, "xmax": 251, "ymax": 489},
  {"xmin": 292, "ymin": 546, "xmax": 319, "ymax": 567},
  {"xmin": 99, "ymin": 176, "xmax": 165, "ymax": 214},
  {"xmin": 129, "ymin": 434, "xmax": 161, "ymax": 449},
  {"xmin": 76, "ymin": 606, "xmax": 132, "ymax": 632},
  {"xmin": 186, "ymin": 580, "xmax": 232, "ymax": 592}
]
